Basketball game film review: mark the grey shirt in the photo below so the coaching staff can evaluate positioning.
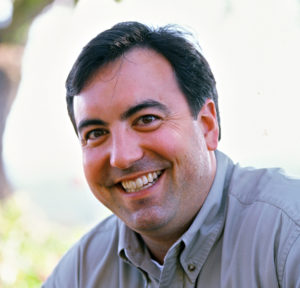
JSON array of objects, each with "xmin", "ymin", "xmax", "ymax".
[{"xmin": 43, "ymin": 151, "xmax": 300, "ymax": 287}]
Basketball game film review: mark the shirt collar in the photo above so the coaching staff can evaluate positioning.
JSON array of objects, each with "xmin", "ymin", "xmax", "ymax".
[
  {"xmin": 178, "ymin": 150, "xmax": 234, "ymax": 281},
  {"xmin": 181, "ymin": 150, "xmax": 234, "ymax": 247},
  {"xmin": 118, "ymin": 219, "xmax": 161, "ymax": 279}
]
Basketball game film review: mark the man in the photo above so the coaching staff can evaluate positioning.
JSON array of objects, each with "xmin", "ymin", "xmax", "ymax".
[{"xmin": 43, "ymin": 22, "xmax": 300, "ymax": 287}]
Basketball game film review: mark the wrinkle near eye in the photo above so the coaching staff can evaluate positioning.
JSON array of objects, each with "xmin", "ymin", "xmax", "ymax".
[
  {"xmin": 164, "ymin": 112, "xmax": 193, "ymax": 135},
  {"xmin": 80, "ymin": 138, "xmax": 87, "ymax": 146}
]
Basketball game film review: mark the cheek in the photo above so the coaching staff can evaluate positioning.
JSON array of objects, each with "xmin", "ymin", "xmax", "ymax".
[
  {"xmin": 82, "ymin": 148, "xmax": 106, "ymax": 182},
  {"xmin": 90, "ymin": 186, "xmax": 112, "ymax": 209},
  {"xmin": 145, "ymin": 130, "xmax": 185, "ymax": 159},
  {"xmin": 82, "ymin": 151, "xmax": 113, "ymax": 206}
]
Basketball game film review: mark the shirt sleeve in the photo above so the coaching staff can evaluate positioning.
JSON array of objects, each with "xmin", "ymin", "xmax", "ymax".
[
  {"xmin": 282, "ymin": 231, "xmax": 300, "ymax": 288},
  {"xmin": 41, "ymin": 243, "xmax": 80, "ymax": 288}
]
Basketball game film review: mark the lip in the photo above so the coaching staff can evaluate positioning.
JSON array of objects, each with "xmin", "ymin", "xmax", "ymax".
[
  {"xmin": 115, "ymin": 169, "xmax": 164, "ymax": 184},
  {"xmin": 116, "ymin": 169, "xmax": 165, "ymax": 199}
]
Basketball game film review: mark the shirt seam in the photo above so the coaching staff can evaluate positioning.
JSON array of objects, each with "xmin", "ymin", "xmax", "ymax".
[{"xmin": 228, "ymin": 193, "xmax": 300, "ymax": 227}]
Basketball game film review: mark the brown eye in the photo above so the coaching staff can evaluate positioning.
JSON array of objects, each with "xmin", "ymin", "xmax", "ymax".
[
  {"xmin": 86, "ymin": 129, "xmax": 108, "ymax": 140},
  {"xmin": 135, "ymin": 115, "xmax": 159, "ymax": 126},
  {"xmin": 133, "ymin": 114, "xmax": 162, "ymax": 132}
]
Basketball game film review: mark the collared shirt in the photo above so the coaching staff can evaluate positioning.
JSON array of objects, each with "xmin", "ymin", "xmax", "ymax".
[{"xmin": 43, "ymin": 151, "xmax": 300, "ymax": 287}]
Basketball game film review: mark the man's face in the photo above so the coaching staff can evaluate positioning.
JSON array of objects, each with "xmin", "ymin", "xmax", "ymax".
[{"xmin": 73, "ymin": 48, "xmax": 218, "ymax": 240}]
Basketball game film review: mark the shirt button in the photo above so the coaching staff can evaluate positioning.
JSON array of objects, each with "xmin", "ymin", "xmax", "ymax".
[{"xmin": 188, "ymin": 264, "xmax": 196, "ymax": 272}]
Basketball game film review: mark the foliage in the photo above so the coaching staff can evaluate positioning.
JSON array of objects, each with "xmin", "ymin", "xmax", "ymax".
[
  {"xmin": 0, "ymin": 194, "xmax": 83, "ymax": 287},
  {"xmin": 0, "ymin": 0, "xmax": 122, "ymax": 44},
  {"xmin": 0, "ymin": 0, "xmax": 55, "ymax": 44}
]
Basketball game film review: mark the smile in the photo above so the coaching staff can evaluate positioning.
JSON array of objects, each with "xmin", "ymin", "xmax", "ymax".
[{"xmin": 121, "ymin": 170, "xmax": 162, "ymax": 193}]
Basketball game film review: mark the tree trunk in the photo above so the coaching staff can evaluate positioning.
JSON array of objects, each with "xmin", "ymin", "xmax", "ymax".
[
  {"xmin": 0, "ymin": 68, "xmax": 12, "ymax": 198},
  {"xmin": 0, "ymin": 44, "xmax": 23, "ymax": 199}
]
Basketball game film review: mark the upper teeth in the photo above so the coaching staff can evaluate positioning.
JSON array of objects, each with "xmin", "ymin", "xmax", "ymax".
[{"xmin": 121, "ymin": 171, "xmax": 162, "ymax": 193}]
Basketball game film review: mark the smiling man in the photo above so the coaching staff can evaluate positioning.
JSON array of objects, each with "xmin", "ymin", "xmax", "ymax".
[{"xmin": 43, "ymin": 22, "xmax": 300, "ymax": 287}]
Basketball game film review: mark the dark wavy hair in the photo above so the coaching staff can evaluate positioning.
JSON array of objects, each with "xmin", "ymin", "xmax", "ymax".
[{"xmin": 66, "ymin": 21, "xmax": 221, "ymax": 139}]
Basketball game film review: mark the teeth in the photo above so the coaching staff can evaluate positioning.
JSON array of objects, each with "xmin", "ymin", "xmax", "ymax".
[
  {"xmin": 121, "ymin": 171, "xmax": 162, "ymax": 193},
  {"xmin": 147, "ymin": 173, "xmax": 153, "ymax": 182},
  {"xmin": 142, "ymin": 175, "xmax": 148, "ymax": 184},
  {"xmin": 136, "ymin": 178, "xmax": 143, "ymax": 188}
]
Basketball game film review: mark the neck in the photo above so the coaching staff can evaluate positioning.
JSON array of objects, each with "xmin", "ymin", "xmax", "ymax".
[
  {"xmin": 141, "ymin": 234, "xmax": 177, "ymax": 264},
  {"xmin": 139, "ymin": 216, "xmax": 196, "ymax": 264}
]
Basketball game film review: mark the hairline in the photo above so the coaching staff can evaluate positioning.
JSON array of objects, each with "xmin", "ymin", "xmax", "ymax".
[{"xmin": 69, "ymin": 45, "xmax": 197, "ymax": 132}]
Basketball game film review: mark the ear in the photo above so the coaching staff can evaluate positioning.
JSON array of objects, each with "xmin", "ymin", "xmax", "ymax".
[{"xmin": 197, "ymin": 99, "xmax": 219, "ymax": 151}]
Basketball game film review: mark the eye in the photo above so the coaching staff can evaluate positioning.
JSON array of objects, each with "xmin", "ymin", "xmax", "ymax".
[
  {"xmin": 133, "ymin": 114, "xmax": 162, "ymax": 130},
  {"xmin": 82, "ymin": 128, "xmax": 109, "ymax": 144},
  {"xmin": 135, "ymin": 115, "xmax": 158, "ymax": 125}
]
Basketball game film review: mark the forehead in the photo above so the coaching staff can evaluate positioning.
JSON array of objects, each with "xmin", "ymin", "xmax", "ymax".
[
  {"xmin": 73, "ymin": 48, "xmax": 188, "ymax": 124},
  {"xmin": 85, "ymin": 48, "xmax": 176, "ymax": 90}
]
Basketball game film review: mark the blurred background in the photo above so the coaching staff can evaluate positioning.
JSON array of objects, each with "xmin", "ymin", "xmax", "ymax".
[{"xmin": 0, "ymin": 0, "xmax": 300, "ymax": 286}]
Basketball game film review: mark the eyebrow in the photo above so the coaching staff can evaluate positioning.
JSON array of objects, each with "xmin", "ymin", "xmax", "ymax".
[
  {"xmin": 120, "ymin": 99, "xmax": 169, "ymax": 120},
  {"xmin": 77, "ymin": 119, "xmax": 108, "ymax": 134},
  {"xmin": 77, "ymin": 99, "xmax": 169, "ymax": 133}
]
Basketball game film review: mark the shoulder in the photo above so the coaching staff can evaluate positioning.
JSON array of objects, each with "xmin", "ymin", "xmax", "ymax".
[
  {"xmin": 223, "ymin": 164, "xmax": 300, "ymax": 285},
  {"xmin": 43, "ymin": 214, "xmax": 121, "ymax": 287},
  {"xmin": 228, "ymin": 164, "xmax": 300, "ymax": 224},
  {"xmin": 79, "ymin": 213, "xmax": 120, "ymax": 248}
]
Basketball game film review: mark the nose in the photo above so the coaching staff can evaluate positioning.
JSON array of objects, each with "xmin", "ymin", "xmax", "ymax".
[{"xmin": 109, "ymin": 128, "xmax": 144, "ymax": 169}]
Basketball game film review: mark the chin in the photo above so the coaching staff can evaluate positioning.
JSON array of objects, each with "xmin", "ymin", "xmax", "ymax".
[{"xmin": 124, "ymin": 206, "xmax": 173, "ymax": 233}]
